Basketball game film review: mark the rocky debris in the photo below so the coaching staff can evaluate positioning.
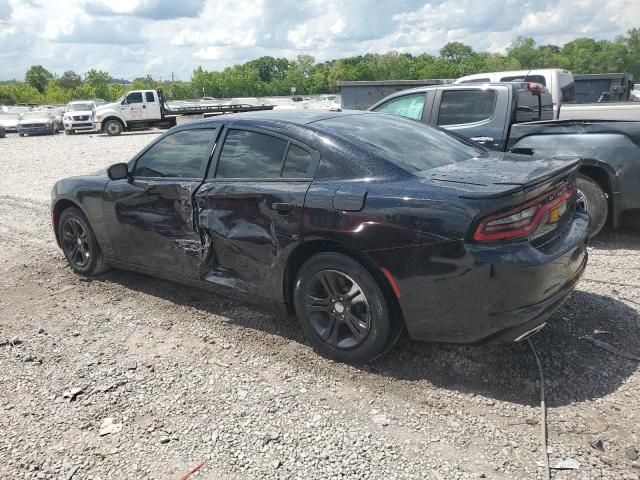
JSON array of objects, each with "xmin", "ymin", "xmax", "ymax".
[
  {"xmin": 93, "ymin": 380, "xmax": 126, "ymax": 394},
  {"xmin": 99, "ymin": 418, "xmax": 123, "ymax": 436},
  {"xmin": 626, "ymin": 446, "xmax": 639, "ymax": 461},
  {"xmin": 548, "ymin": 458, "xmax": 580, "ymax": 470},
  {"xmin": 65, "ymin": 465, "xmax": 79, "ymax": 480},
  {"xmin": 372, "ymin": 413, "xmax": 390, "ymax": 427},
  {"xmin": 62, "ymin": 387, "xmax": 84, "ymax": 401}
]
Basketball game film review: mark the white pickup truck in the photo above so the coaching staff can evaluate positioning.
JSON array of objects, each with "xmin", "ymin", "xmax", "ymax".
[
  {"xmin": 94, "ymin": 90, "xmax": 171, "ymax": 136},
  {"xmin": 455, "ymin": 69, "xmax": 640, "ymax": 121},
  {"xmin": 94, "ymin": 89, "xmax": 276, "ymax": 136}
]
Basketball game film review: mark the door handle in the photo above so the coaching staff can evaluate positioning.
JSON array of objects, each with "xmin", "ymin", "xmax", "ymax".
[
  {"xmin": 272, "ymin": 202, "xmax": 291, "ymax": 214},
  {"xmin": 470, "ymin": 136, "xmax": 494, "ymax": 143},
  {"xmin": 143, "ymin": 105, "xmax": 146, "ymax": 108}
]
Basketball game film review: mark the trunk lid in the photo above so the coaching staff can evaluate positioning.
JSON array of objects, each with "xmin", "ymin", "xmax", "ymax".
[{"xmin": 418, "ymin": 152, "xmax": 580, "ymax": 199}]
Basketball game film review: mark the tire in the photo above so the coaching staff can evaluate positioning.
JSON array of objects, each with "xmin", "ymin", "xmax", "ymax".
[
  {"xmin": 19, "ymin": 133, "xmax": 24, "ymax": 137},
  {"xmin": 576, "ymin": 174, "xmax": 608, "ymax": 239},
  {"xmin": 64, "ymin": 129, "xmax": 71, "ymax": 135},
  {"xmin": 293, "ymin": 252, "xmax": 393, "ymax": 363},
  {"xmin": 58, "ymin": 207, "xmax": 109, "ymax": 276},
  {"xmin": 104, "ymin": 119, "xmax": 123, "ymax": 136}
]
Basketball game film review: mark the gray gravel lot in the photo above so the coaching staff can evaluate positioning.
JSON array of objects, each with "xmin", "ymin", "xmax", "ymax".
[{"xmin": 0, "ymin": 130, "xmax": 639, "ymax": 479}]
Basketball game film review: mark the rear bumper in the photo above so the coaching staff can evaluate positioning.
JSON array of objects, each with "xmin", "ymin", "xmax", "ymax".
[
  {"xmin": 483, "ymin": 252, "xmax": 586, "ymax": 343},
  {"xmin": 372, "ymin": 212, "xmax": 590, "ymax": 344}
]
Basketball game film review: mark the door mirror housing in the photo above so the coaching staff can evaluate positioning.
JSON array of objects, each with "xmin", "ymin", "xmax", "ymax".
[
  {"xmin": 121, "ymin": 98, "xmax": 128, "ymax": 105},
  {"xmin": 108, "ymin": 163, "xmax": 129, "ymax": 180}
]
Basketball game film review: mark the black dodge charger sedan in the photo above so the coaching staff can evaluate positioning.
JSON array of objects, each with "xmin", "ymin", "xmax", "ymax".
[{"xmin": 51, "ymin": 111, "xmax": 589, "ymax": 363}]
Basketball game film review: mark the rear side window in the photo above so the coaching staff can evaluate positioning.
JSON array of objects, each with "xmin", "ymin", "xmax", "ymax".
[
  {"xmin": 134, "ymin": 129, "xmax": 215, "ymax": 178},
  {"xmin": 215, "ymin": 130, "xmax": 287, "ymax": 178},
  {"xmin": 373, "ymin": 93, "xmax": 425, "ymax": 120},
  {"xmin": 500, "ymin": 75, "xmax": 546, "ymax": 85},
  {"xmin": 540, "ymin": 92, "xmax": 553, "ymax": 119},
  {"xmin": 145, "ymin": 92, "xmax": 155, "ymax": 102},
  {"xmin": 437, "ymin": 90, "xmax": 497, "ymax": 126},
  {"xmin": 515, "ymin": 91, "xmax": 555, "ymax": 123},
  {"xmin": 283, "ymin": 144, "xmax": 313, "ymax": 177},
  {"xmin": 316, "ymin": 114, "xmax": 484, "ymax": 173},
  {"xmin": 515, "ymin": 91, "xmax": 541, "ymax": 123},
  {"xmin": 559, "ymin": 76, "xmax": 576, "ymax": 103},
  {"xmin": 126, "ymin": 92, "xmax": 143, "ymax": 104}
]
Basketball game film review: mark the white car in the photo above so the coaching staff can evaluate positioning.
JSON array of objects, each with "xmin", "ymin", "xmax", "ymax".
[
  {"xmin": 0, "ymin": 113, "xmax": 22, "ymax": 132},
  {"xmin": 63, "ymin": 101, "xmax": 96, "ymax": 134}
]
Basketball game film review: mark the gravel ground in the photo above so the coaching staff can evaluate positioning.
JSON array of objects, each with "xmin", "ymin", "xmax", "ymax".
[{"xmin": 0, "ymin": 131, "xmax": 639, "ymax": 480}]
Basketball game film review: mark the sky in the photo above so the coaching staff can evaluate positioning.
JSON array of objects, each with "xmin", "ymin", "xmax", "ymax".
[{"xmin": 0, "ymin": 0, "xmax": 638, "ymax": 81}]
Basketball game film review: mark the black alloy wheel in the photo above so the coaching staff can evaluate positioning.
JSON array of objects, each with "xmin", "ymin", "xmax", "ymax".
[
  {"xmin": 58, "ymin": 207, "xmax": 109, "ymax": 275},
  {"xmin": 61, "ymin": 217, "xmax": 91, "ymax": 268},
  {"xmin": 305, "ymin": 270, "xmax": 372, "ymax": 349},
  {"xmin": 293, "ymin": 252, "xmax": 396, "ymax": 363}
]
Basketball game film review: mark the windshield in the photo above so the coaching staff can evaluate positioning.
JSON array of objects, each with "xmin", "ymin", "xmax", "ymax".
[
  {"xmin": 67, "ymin": 103, "xmax": 94, "ymax": 112},
  {"xmin": 315, "ymin": 113, "xmax": 485, "ymax": 173},
  {"xmin": 22, "ymin": 112, "xmax": 51, "ymax": 120}
]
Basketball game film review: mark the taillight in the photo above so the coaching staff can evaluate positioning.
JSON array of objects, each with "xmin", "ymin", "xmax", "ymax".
[{"xmin": 473, "ymin": 183, "xmax": 576, "ymax": 242}]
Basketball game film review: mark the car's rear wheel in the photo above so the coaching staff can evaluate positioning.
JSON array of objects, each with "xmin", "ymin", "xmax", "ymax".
[
  {"xmin": 293, "ymin": 252, "xmax": 393, "ymax": 363},
  {"xmin": 576, "ymin": 174, "xmax": 608, "ymax": 239},
  {"xmin": 58, "ymin": 207, "xmax": 109, "ymax": 276},
  {"xmin": 104, "ymin": 119, "xmax": 123, "ymax": 136}
]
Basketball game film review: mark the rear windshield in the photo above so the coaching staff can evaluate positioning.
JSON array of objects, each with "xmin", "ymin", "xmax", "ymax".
[{"xmin": 315, "ymin": 114, "xmax": 484, "ymax": 173}]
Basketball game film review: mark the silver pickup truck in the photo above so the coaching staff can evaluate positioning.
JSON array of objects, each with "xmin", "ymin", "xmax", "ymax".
[{"xmin": 369, "ymin": 82, "xmax": 640, "ymax": 238}]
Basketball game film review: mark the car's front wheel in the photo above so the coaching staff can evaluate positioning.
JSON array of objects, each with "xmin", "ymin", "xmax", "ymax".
[
  {"xmin": 293, "ymin": 252, "xmax": 394, "ymax": 363},
  {"xmin": 58, "ymin": 207, "xmax": 109, "ymax": 276}
]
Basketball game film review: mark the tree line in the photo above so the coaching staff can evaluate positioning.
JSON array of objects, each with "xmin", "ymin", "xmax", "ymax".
[{"xmin": 1, "ymin": 29, "xmax": 638, "ymax": 105}]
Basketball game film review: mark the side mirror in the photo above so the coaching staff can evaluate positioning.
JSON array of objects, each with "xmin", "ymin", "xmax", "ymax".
[
  {"xmin": 121, "ymin": 98, "xmax": 128, "ymax": 105},
  {"xmin": 108, "ymin": 163, "xmax": 129, "ymax": 180}
]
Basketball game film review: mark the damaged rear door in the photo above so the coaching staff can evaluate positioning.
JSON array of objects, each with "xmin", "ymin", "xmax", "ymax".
[
  {"xmin": 103, "ymin": 127, "xmax": 218, "ymax": 277},
  {"xmin": 195, "ymin": 127, "xmax": 318, "ymax": 299}
]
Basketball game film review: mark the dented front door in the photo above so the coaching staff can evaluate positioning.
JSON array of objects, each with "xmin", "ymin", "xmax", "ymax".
[
  {"xmin": 105, "ymin": 178, "xmax": 206, "ymax": 277},
  {"xmin": 103, "ymin": 127, "xmax": 218, "ymax": 277}
]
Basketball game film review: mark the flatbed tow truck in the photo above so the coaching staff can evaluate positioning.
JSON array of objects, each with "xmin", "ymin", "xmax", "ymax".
[{"xmin": 94, "ymin": 89, "xmax": 274, "ymax": 136}]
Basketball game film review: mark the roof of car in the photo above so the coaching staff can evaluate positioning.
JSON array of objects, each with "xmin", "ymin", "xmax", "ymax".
[{"xmin": 191, "ymin": 109, "xmax": 374, "ymax": 128}]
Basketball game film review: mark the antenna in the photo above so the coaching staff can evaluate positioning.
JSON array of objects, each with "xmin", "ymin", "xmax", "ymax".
[{"xmin": 523, "ymin": 64, "xmax": 536, "ymax": 83}]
